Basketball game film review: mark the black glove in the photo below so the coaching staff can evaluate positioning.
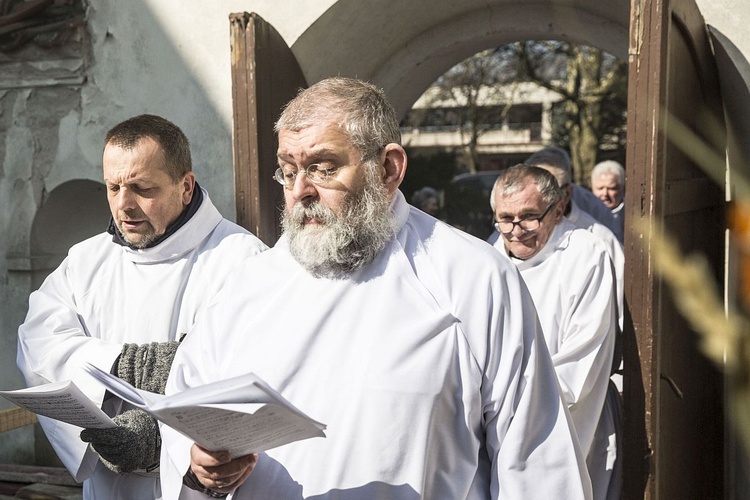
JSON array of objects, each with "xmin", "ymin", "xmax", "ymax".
[
  {"xmin": 80, "ymin": 409, "xmax": 160, "ymax": 474},
  {"xmin": 116, "ymin": 341, "xmax": 180, "ymax": 394}
]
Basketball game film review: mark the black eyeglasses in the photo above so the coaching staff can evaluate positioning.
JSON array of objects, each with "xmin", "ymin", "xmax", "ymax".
[{"xmin": 494, "ymin": 203, "xmax": 556, "ymax": 234}]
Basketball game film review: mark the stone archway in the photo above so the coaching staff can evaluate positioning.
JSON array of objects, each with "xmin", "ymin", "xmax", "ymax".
[{"xmin": 290, "ymin": 0, "xmax": 629, "ymax": 115}]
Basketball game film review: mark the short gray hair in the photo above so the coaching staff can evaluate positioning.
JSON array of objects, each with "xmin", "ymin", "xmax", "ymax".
[
  {"xmin": 525, "ymin": 146, "xmax": 572, "ymax": 186},
  {"xmin": 490, "ymin": 164, "xmax": 563, "ymax": 211},
  {"xmin": 275, "ymin": 77, "xmax": 401, "ymax": 164},
  {"xmin": 591, "ymin": 160, "xmax": 625, "ymax": 187}
]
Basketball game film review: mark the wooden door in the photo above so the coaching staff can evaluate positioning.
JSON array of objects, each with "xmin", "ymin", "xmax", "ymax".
[
  {"xmin": 229, "ymin": 12, "xmax": 307, "ymax": 245},
  {"xmin": 624, "ymin": 0, "xmax": 726, "ymax": 498}
]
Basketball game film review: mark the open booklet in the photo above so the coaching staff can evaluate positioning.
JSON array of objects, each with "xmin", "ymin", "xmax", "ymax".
[{"xmin": 1, "ymin": 366, "xmax": 326, "ymax": 457}]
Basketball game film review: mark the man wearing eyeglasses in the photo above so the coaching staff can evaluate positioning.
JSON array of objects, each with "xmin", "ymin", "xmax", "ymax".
[
  {"xmin": 490, "ymin": 164, "xmax": 620, "ymax": 500},
  {"xmin": 524, "ymin": 146, "xmax": 624, "ymax": 331},
  {"xmin": 158, "ymin": 77, "xmax": 592, "ymax": 499}
]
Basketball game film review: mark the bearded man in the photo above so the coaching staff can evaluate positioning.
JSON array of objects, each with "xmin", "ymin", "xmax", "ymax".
[{"xmin": 160, "ymin": 77, "xmax": 592, "ymax": 500}]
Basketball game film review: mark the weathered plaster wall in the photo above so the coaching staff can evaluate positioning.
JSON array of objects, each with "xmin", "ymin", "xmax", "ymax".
[{"xmin": 697, "ymin": 0, "xmax": 750, "ymax": 58}]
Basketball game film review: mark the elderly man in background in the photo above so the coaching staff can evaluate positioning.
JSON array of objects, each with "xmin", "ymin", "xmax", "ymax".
[
  {"xmin": 591, "ymin": 160, "xmax": 626, "ymax": 241},
  {"xmin": 490, "ymin": 164, "xmax": 621, "ymax": 500},
  {"xmin": 524, "ymin": 147, "xmax": 624, "ymax": 331},
  {"xmin": 525, "ymin": 148, "xmax": 626, "ymax": 395},
  {"xmin": 17, "ymin": 114, "xmax": 267, "ymax": 499},
  {"xmin": 160, "ymin": 77, "xmax": 592, "ymax": 499},
  {"xmin": 525, "ymin": 146, "xmax": 622, "ymax": 243}
]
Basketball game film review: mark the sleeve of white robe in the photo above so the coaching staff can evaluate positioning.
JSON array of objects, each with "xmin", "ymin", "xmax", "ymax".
[
  {"xmin": 160, "ymin": 298, "xmax": 224, "ymax": 500},
  {"xmin": 17, "ymin": 258, "xmax": 124, "ymax": 388},
  {"xmin": 549, "ymin": 243, "xmax": 617, "ymax": 455},
  {"xmin": 596, "ymin": 228, "xmax": 624, "ymax": 332},
  {"xmin": 16, "ymin": 258, "xmax": 123, "ymax": 480},
  {"xmin": 419, "ymin": 222, "xmax": 591, "ymax": 498},
  {"xmin": 478, "ymin": 264, "xmax": 592, "ymax": 499}
]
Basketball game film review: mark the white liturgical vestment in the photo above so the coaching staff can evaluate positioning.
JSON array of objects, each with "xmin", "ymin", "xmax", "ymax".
[
  {"xmin": 493, "ymin": 220, "xmax": 618, "ymax": 499},
  {"xmin": 17, "ymin": 189, "xmax": 267, "ymax": 500},
  {"xmin": 571, "ymin": 184, "xmax": 623, "ymax": 243},
  {"xmin": 567, "ymin": 201, "xmax": 624, "ymax": 331},
  {"xmin": 161, "ymin": 191, "xmax": 592, "ymax": 500},
  {"xmin": 567, "ymin": 200, "xmax": 625, "ymax": 398}
]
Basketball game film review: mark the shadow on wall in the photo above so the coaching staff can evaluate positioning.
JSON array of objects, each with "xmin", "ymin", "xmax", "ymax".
[{"xmin": 30, "ymin": 180, "xmax": 110, "ymax": 289}]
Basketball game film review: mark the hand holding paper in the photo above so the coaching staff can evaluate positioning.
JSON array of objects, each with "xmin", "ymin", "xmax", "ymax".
[{"xmin": 83, "ymin": 363, "xmax": 326, "ymax": 457}]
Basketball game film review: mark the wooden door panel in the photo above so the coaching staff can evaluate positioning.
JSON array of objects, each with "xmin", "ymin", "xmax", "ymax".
[
  {"xmin": 624, "ymin": 0, "xmax": 726, "ymax": 498},
  {"xmin": 230, "ymin": 12, "xmax": 307, "ymax": 245}
]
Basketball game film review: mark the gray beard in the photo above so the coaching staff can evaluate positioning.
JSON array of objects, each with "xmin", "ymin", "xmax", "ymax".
[
  {"xmin": 117, "ymin": 223, "xmax": 159, "ymax": 249},
  {"xmin": 281, "ymin": 173, "xmax": 394, "ymax": 279}
]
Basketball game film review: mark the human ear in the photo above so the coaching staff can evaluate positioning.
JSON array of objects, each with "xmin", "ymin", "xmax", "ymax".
[
  {"xmin": 380, "ymin": 144, "xmax": 407, "ymax": 196},
  {"xmin": 552, "ymin": 199, "xmax": 566, "ymax": 223},
  {"xmin": 181, "ymin": 172, "xmax": 196, "ymax": 205}
]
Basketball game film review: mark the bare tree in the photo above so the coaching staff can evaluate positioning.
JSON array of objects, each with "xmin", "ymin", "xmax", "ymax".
[
  {"xmin": 517, "ymin": 41, "xmax": 627, "ymax": 184},
  {"xmin": 405, "ymin": 41, "xmax": 627, "ymax": 180},
  {"xmin": 423, "ymin": 48, "xmax": 520, "ymax": 173}
]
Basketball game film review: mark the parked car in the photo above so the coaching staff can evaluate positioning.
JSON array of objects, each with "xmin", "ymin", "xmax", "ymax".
[{"xmin": 443, "ymin": 170, "xmax": 502, "ymax": 240}]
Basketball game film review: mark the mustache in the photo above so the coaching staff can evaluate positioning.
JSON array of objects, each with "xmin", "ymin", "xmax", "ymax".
[
  {"xmin": 117, "ymin": 208, "xmax": 146, "ymax": 222},
  {"xmin": 287, "ymin": 201, "xmax": 337, "ymax": 226}
]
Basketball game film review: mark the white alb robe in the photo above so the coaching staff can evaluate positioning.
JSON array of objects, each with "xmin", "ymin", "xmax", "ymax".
[
  {"xmin": 567, "ymin": 200, "xmax": 625, "ymax": 398},
  {"xmin": 17, "ymin": 189, "xmax": 267, "ymax": 500},
  {"xmin": 571, "ymin": 184, "xmax": 623, "ymax": 243},
  {"xmin": 493, "ymin": 220, "xmax": 618, "ymax": 499},
  {"xmin": 567, "ymin": 201, "xmax": 624, "ymax": 332},
  {"xmin": 161, "ymin": 191, "xmax": 592, "ymax": 500}
]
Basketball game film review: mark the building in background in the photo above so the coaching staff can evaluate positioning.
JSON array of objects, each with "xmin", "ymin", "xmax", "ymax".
[{"xmin": 401, "ymin": 82, "xmax": 561, "ymax": 172}]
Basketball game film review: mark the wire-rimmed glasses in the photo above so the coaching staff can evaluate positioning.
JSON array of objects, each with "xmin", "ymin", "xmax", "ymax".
[
  {"xmin": 494, "ymin": 203, "xmax": 555, "ymax": 234},
  {"xmin": 274, "ymin": 163, "xmax": 341, "ymax": 187}
]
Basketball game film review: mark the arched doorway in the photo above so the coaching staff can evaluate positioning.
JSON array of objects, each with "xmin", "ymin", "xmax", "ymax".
[{"xmin": 229, "ymin": 1, "xmax": 631, "ymax": 244}]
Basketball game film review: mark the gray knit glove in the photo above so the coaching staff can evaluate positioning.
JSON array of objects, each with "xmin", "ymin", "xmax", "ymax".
[
  {"xmin": 80, "ymin": 409, "xmax": 160, "ymax": 474},
  {"xmin": 116, "ymin": 341, "xmax": 180, "ymax": 394}
]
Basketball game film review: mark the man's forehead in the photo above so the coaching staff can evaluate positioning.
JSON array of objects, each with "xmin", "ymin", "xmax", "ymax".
[
  {"xmin": 594, "ymin": 173, "xmax": 620, "ymax": 185},
  {"xmin": 495, "ymin": 183, "xmax": 545, "ymax": 212},
  {"xmin": 277, "ymin": 123, "xmax": 352, "ymax": 156},
  {"xmin": 103, "ymin": 139, "xmax": 166, "ymax": 173},
  {"xmin": 277, "ymin": 145, "xmax": 342, "ymax": 161}
]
